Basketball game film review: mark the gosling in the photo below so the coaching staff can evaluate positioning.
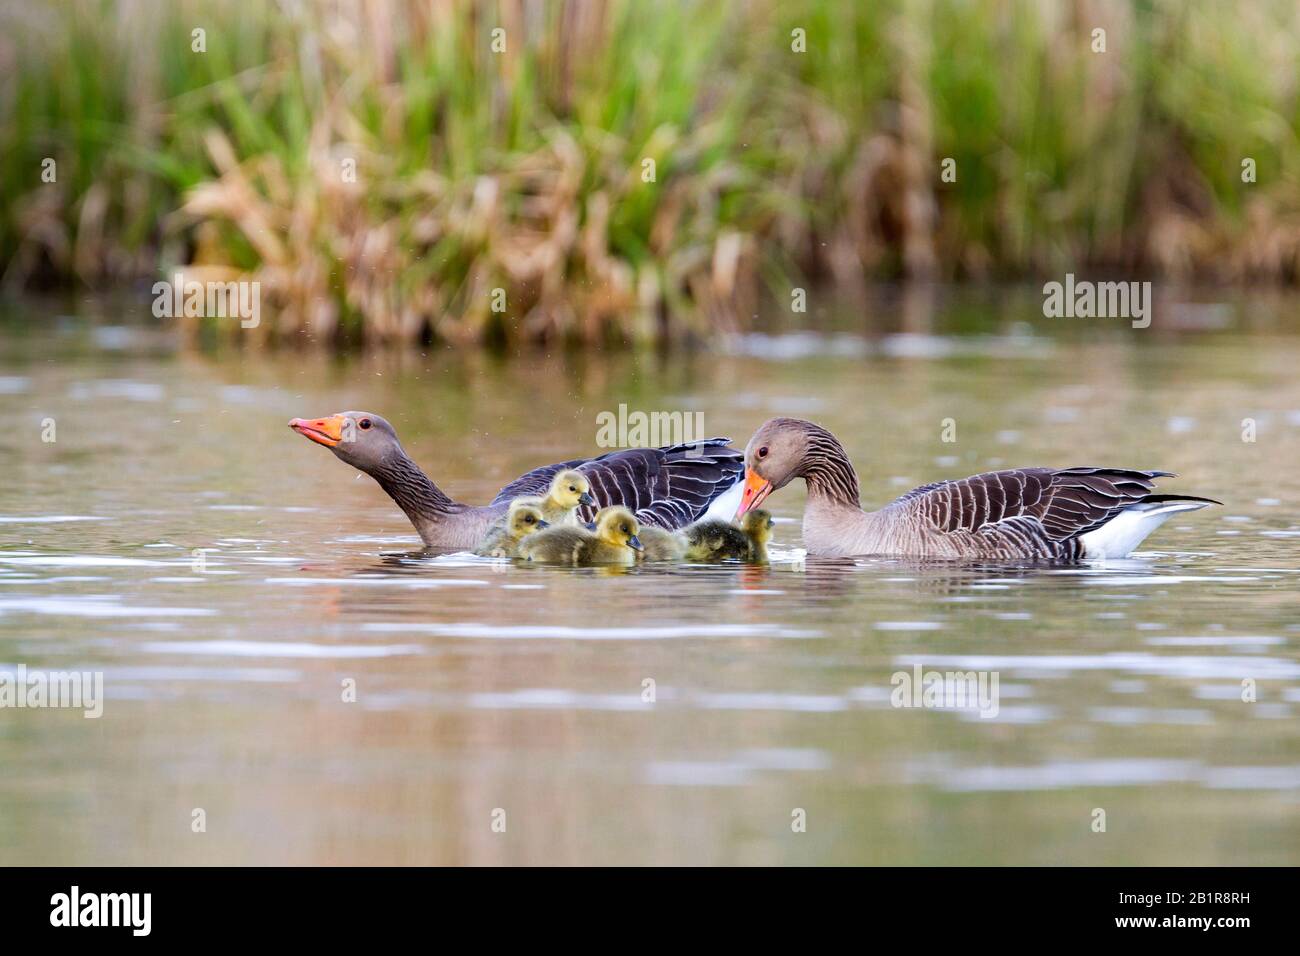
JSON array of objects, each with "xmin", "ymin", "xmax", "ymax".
[
  {"xmin": 682, "ymin": 509, "xmax": 774, "ymax": 562},
  {"xmin": 519, "ymin": 506, "xmax": 643, "ymax": 566},
  {"xmin": 636, "ymin": 526, "xmax": 688, "ymax": 562},
  {"xmin": 533, "ymin": 469, "xmax": 595, "ymax": 525},
  {"xmin": 573, "ymin": 517, "xmax": 685, "ymax": 562},
  {"xmin": 483, "ymin": 469, "xmax": 594, "ymax": 537},
  {"xmin": 475, "ymin": 500, "xmax": 550, "ymax": 558}
]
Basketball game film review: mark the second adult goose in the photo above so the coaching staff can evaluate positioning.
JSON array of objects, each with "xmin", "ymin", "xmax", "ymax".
[
  {"xmin": 290, "ymin": 411, "xmax": 742, "ymax": 550},
  {"xmin": 736, "ymin": 418, "xmax": 1219, "ymax": 560}
]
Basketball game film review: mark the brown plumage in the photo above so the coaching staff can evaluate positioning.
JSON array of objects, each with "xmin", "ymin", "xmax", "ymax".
[{"xmin": 736, "ymin": 418, "xmax": 1219, "ymax": 560}]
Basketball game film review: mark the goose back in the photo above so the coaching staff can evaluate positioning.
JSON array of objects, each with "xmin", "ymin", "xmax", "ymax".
[
  {"xmin": 879, "ymin": 467, "xmax": 1180, "ymax": 559},
  {"xmin": 492, "ymin": 438, "xmax": 742, "ymax": 529}
]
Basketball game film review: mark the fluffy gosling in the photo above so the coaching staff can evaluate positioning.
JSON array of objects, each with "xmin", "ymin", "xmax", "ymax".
[
  {"xmin": 482, "ymin": 470, "xmax": 592, "ymax": 537},
  {"xmin": 635, "ymin": 526, "xmax": 688, "ymax": 562},
  {"xmin": 738, "ymin": 509, "xmax": 775, "ymax": 562},
  {"xmin": 519, "ymin": 506, "xmax": 643, "ymax": 566},
  {"xmin": 475, "ymin": 501, "xmax": 550, "ymax": 558},
  {"xmin": 537, "ymin": 469, "xmax": 595, "ymax": 525},
  {"xmin": 683, "ymin": 509, "xmax": 774, "ymax": 562}
]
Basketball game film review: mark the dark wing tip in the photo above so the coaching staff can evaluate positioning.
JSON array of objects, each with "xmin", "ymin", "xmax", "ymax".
[{"xmin": 1142, "ymin": 493, "xmax": 1222, "ymax": 506}]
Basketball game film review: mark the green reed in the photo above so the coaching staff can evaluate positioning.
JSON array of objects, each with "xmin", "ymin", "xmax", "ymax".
[{"xmin": 2, "ymin": 0, "xmax": 1297, "ymax": 343}]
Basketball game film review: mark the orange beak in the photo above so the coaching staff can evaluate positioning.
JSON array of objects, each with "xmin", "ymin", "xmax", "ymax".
[
  {"xmin": 735, "ymin": 467, "xmax": 773, "ymax": 518},
  {"xmin": 289, "ymin": 415, "xmax": 345, "ymax": 448}
]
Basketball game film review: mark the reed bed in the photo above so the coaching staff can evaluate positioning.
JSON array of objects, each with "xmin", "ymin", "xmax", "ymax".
[{"xmin": 2, "ymin": 0, "xmax": 1299, "ymax": 344}]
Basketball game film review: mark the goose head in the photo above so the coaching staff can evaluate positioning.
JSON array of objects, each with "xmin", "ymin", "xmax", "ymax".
[
  {"xmin": 738, "ymin": 417, "xmax": 859, "ymax": 517},
  {"xmin": 549, "ymin": 469, "xmax": 595, "ymax": 509},
  {"xmin": 736, "ymin": 417, "xmax": 814, "ymax": 516},
  {"xmin": 594, "ymin": 506, "xmax": 643, "ymax": 552},
  {"xmin": 506, "ymin": 500, "xmax": 549, "ymax": 538},
  {"xmin": 289, "ymin": 411, "xmax": 404, "ymax": 473}
]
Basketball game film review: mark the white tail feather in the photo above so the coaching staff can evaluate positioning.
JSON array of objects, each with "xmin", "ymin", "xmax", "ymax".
[
  {"xmin": 703, "ymin": 476, "xmax": 746, "ymax": 521},
  {"xmin": 1079, "ymin": 500, "xmax": 1212, "ymax": 559}
]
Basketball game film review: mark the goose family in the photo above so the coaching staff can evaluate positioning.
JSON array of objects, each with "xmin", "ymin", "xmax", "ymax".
[
  {"xmin": 288, "ymin": 412, "xmax": 743, "ymax": 549},
  {"xmin": 291, "ymin": 411, "xmax": 1217, "ymax": 560},
  {"xmin": 735, "ymin": 417, "xmax": 1219, "ymax": 560}
]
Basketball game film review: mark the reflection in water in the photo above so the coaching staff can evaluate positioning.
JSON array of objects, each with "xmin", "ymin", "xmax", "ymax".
[{"xmin": 1, "ymin": 292, "xmax": 1298, "ymax": 865}]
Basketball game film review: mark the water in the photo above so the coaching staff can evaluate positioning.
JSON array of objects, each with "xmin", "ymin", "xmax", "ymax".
[{"xmin": 2, "ymin": 290, "xmax": 1298, "ymax": 864}]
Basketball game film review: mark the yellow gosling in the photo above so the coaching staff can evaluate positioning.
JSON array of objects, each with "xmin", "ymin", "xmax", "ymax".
[
  {"xmin": 519, "ymin": 506, "xmax": 643, "ymax": 566},
  {"xmin": 483, "ymin": 494, "xmax": 543, "ymax": 535},
  {"xmin": 738, "ymin": 508, "xmax": 775, "ymax": 562},
  {"xmin": 537, "ymin": 469, "xmax": 594, "ymax": 525},
  {"xmin": 474, "ymin": 501, "xmax": 550, "ymax": 558}
]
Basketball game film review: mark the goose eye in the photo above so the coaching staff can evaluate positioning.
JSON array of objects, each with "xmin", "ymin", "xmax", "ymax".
[
  {"xmin": 359, "ymin": 419, "xmax": 372, "ymax": 430},
  {"xmin": 524, "ymin": 516, "xmax": 534, "ymax": 523},
  {"xmin": 568, "ymin": 486, "xmax": 576, "ymax": 493},
  {"xmin": 621, "ymin": 524, "xmax": 629, "ymax": 533},
  {"xmin": 758, "ymin": 446, "xmax": 768, "ymax": 458}
]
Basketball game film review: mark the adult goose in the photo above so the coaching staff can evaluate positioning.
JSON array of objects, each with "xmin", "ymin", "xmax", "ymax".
[
  {"xmin": 735, "ymin": 418, "xmax": 1219, "ymax": 560},
  {"xmin": 289, "ymin": 411, "xmax": 743, "ymax": 549}
]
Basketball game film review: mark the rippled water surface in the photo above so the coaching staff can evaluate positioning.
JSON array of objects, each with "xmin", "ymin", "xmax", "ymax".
[{"xmin": 2, "ymin": 291, "xmax": 1298, "ymax": 864}]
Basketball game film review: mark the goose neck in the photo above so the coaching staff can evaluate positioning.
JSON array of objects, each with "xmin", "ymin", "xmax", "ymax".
[{"xmin": 372, "ymin": 451, "xmax": 457, "ymax": 524}]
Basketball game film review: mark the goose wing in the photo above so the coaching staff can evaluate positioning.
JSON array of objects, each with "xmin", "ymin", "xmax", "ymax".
[
  {"xmin": 891, "ymin": 466, "xmax": 1175, "ymax": 542},
  {"xmin": 491, "ymin": 438, "xmax": 743, "ymax": 529}
]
